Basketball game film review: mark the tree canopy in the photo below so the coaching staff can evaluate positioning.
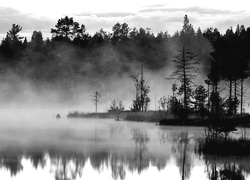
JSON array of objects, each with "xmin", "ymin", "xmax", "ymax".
[{"xmin": 0, "ymin": 15, "xmax": 249, "ymax": 113}]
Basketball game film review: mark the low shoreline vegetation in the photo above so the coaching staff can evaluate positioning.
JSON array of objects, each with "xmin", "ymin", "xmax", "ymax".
[
  {"xmin": 160, "ymin": 113, "xmax": 250, "ymax": 126},
  {"xmin": 197, "ymin": 137, "xmax": 250, "ymax": 156},
  {"xmin": 67, "ymin": 111, "xmax": 250, "ymax": 126},
  {"xmin": 196, "ymin": 115, "xmax": 250, "ymax": 156}
]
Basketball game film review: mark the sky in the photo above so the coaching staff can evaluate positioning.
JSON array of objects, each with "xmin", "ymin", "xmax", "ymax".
[{"xmin": 0, "ymin": 0, "xmax": 250, "ymax": 40}]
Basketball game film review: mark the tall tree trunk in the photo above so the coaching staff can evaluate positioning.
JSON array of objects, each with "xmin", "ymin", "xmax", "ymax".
[
  {"xmin": 241, "ymin": 78, "xmax": 243, "ymax": 115},
  {"xmin": 234, "ymin": 79, "xmax": 237, "ymax": 115},
  {"xmin": 95, "ymin": 92, "xmax": 98, "ymax": 113},
  {"xmin": 215, "ymin": 82, "xmax": 219, "ymax": 118},
  {"xmin": 182, "ymin": 46, "xmax": 188, "ymax": 119},
  {"xmin": 211, "ymin": 84, "xmax": 215, "ymax": 116},
  {"xmin": 229, "ymin": 79, "xmax": 232, "ymax": 115},
  {"xmin": 141, "ymin": 62, "xmax": 144, "ymax": 111},
  {"xmin": 182, "ymin": 141, "xmax": 187, "ymax": 180},
  {"xmin": 207, "ymin": 83, "xmax": 210, "ymax": 112}
]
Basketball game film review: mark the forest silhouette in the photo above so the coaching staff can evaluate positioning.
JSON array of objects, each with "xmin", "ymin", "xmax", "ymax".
[{"xmin": 0, "ymin": 15, "xmax": 250, "ymax": 116}]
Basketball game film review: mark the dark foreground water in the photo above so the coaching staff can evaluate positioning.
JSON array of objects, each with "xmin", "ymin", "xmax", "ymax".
[{"xmin": 0, "ymin": 112, "xmax": 250, "ymax": 180}]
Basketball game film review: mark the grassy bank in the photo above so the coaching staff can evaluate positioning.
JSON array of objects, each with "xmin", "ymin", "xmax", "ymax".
[
  {"xmin": 159, "ymin": 118, "xmax": 209, "ymax": 126},
  {"xmin": 159, "ymin": 114, "xmax": 250, "ymax": 127},
  {"xmin": 67, "ymin": 111, "xmax": 126, "ymax": 119},
  {"xmin": 68, "ymin": 111, "xmax": 250, "ymax": 126},
  {"xmin": 67, "ymin": 110, "xmax": 172, "ymax": 122}
]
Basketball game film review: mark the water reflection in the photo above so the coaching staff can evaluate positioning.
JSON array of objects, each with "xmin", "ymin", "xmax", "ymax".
[
  {"xmin": 131, "ymin": 128, "xmax": 149, "ymax": 174},
  {"xmin": 205, "ymin": 159, "xmax": 246, "ymax": 180},
  {"xmin": 0, "ymin": 118, "xmax": 250, "ymax": 180},
  {"xmin": 199, "ymin": 128, "xmax": 250, "ymax": 180},
  {"xmin": 171, "ymin": 132, "xmax": 194, "ymax": 180},
  {"xmin": 0, "ymin": 127, "xmax": 161, "ymax": 180},
  {"xmin": 0, "ymin": 149, "xmax": 167, "ymax": 180},
  {"xmin": 158, "ymin": 129, "xmax": 169, "ymax": 144},
  {"xmin": 110, "ymin": 154, "xmax": 126, "ymax": 180},
  {"xmin": 50, "ymin": 153, "xmax": 86, "ymax": 180},
  {"xmin": 29, "ymin": 151, "xmax": 46, "ymax": 169},
  {"xmin": 107, "ymin": 123, "xmax": 125, "ymax": 139},
  {"xmin": 0, "ymin": 150, "xmax": 23, "ymax": 176},
  {"xmin": 89, "ymin": 151, "xmax": 108, "ymax": 171}
]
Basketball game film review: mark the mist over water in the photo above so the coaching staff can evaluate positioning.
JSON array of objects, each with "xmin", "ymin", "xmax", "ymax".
[
  {"xmin": 0, "ymin": 117, "xmax": 249, "ymax": 180},
  {"xmin": 0, "ymin": 67, "xmax": 197, "ymax": 113},
  {"xmin": 0, "ymin": 44, "xmax": 209, "ymax": 113}
]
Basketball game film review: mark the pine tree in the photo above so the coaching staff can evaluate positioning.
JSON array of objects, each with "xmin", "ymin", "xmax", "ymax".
[{"xmin": 168, "ymin": 46, "xmax": 199, "ymax": 119}]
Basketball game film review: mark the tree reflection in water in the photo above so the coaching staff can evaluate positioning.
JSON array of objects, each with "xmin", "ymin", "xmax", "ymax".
[
  {"xmin": 0, "ymin": 151, "xmax": 88, "ymax": 180},
  {"xmin": 29, "ymin": 151, "xmax": 46, "ymax": 169},
  {"xmin": 89, "ymin": 151, "xmax": 127, "ymax": 180},
  {"xmin": 107, "ymin": 123, "xmax": 124, "ymax": 139},
  {"xmin": 159, "ymin": 130, "xmax": 169, "ymax": 144},
  {"xmin": 89, "ymin": 151, "xmax": 109, "ymax": 172},
  {"xmin": 130, "ymin": 128, "xmax": 149, "ymax": 174},
  {"xmin": 0, "ymin": 148, "xmax": 168, "ymax": 180},
  {"xmin": 110, "ymin": 154, "xmax": 126, "ymax": 180},
  {"xmin": 0, "ymin": 150, "xmax": 23, "ymax": 176},
  {"xmin": 0, "ymin": 127, "xmax": 181, "ymax": 180},
  {"xmin": 1, "ymin": 126, "xmax": 250, "ymax": 180},
  {"xmin": 49, "ymin": 153, "xmax": 86, "ymax": 180},
  {"xmin": 205, "ymin": 162, "xmax": 245, "ymax": 180},
  {"xmin": 171, "ymin": 132, "xmax": 193, "ymax": 180}
]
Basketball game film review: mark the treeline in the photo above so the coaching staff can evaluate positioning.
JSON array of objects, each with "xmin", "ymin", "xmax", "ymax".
[
  {"xmin": 199, "ymin": 23, "xmax": 250, "ymax": 118},
  {"xmin": 0, "ymin": 15, "xmax": 250, "ymax": 114},
  {"xmin": 160, "ymin": 16, "xmax": 250, "ymax": 119},
  {"xmin": 0, "ymin": 15, "xmax": 209, "ymax": 91},
  {"xmin": 204, "ymin": 25, "xmax": 250, "ymax": 116}
]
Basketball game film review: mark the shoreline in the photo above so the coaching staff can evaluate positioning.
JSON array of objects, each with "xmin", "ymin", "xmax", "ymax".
[{"xmin": 67, "ymin": 111, "xmax": 250, "ymax": 127}]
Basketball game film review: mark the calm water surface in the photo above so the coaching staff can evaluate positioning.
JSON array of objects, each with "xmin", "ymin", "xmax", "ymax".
[{"xmin": 0, "ymin": 113, "xmax": 250, "ymax": 180}]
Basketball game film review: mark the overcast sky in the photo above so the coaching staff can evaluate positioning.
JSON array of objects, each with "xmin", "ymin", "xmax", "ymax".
[{"xmin": 1, "ymin": 0, "xmax": 250, "ymax": 40}]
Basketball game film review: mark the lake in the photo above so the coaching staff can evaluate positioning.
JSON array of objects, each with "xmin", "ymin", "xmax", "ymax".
[{"xmin": 0, "ymin": 113, "xmax": 249, "ymax": 180}]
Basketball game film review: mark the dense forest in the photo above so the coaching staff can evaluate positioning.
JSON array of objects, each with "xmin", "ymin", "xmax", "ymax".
[{"xmin": 0, "ymin": 15, "xmax": 250, "ymax": 114}]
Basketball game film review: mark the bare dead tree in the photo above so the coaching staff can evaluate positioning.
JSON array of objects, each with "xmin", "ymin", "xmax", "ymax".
[
  {"xmin": 130, "ymin": 63, "xmax": 150, "ymax": 111},
  {"xmin": 92, "ymin": 91, "xmax": 101, "ymax": 113}
]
